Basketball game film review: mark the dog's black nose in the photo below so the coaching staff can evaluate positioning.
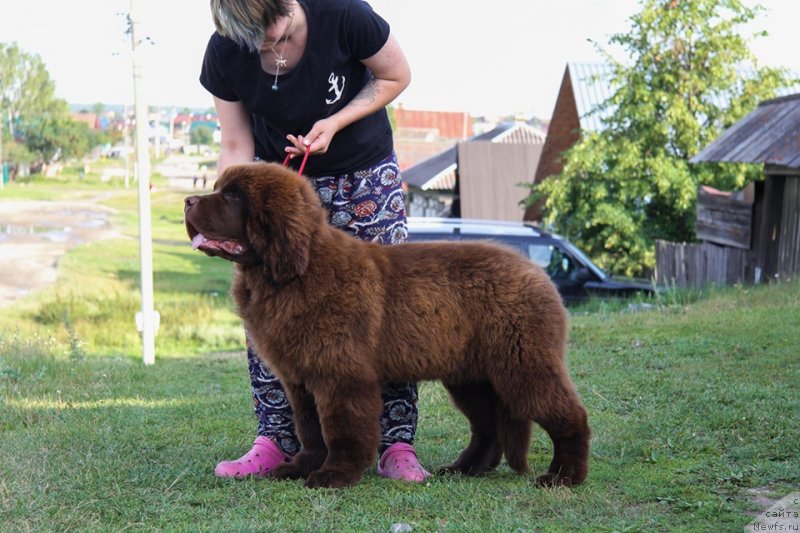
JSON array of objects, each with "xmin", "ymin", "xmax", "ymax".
[{"xmin": 184, "ymin": 196, "xmax": 200, "ymax": 211}]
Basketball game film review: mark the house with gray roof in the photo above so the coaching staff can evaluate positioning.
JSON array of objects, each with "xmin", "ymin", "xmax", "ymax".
[{"xmin": 404, "ymin": 121, "xmax": 545, "ymax": 220}]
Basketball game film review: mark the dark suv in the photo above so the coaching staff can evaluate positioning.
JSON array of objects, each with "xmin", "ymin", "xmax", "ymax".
[{"xmin": 407, "ymin": 218, "xmax": 656, "ymax": 303}]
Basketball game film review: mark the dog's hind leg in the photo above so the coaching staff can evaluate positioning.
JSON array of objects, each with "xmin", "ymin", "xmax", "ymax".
[
  {"xmin": 438, "ymin": 382, "xmax": 502, "ymax": 476},
  {"xmin": 499, "ymin": 372, "xmax": 590, "ymax": 486},
  {"xmin": 513, "ymin": 375, "xmax": 590, "ymax": 487},
  {"xmin": 534, "ymin": 396, "xmax": 590, "ymax": 487},
  {"xmin": 493, "ymin": 331, "xmax": 590, "ymax": 486},
  {"xmin": 496, "ymin": 407, "xmax": 532, "ymax": 474}
]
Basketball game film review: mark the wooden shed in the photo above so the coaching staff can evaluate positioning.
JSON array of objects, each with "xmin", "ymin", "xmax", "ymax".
[{"xmin": 661, "ymin": 93, "xmax": 800, "ymax": 286}]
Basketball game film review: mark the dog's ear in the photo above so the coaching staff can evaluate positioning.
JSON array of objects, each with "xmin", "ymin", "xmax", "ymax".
[{"xmin": 241, "ymin": 163, "xmax": 323, "ymax": 282}]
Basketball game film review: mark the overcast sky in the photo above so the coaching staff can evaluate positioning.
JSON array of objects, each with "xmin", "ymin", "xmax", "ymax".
[{"xmin": 1, "ymin": 0, "xmax": 798, "ymax": 120}]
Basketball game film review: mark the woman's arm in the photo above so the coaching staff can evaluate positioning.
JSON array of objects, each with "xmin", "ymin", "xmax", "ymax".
[
  {"xmin": 213, "ymin": 96, "xmax": 256, "ymax": 175},
  {"xmin": 285, "ymin": 33, "xmax": 411, "ymax": 156}
]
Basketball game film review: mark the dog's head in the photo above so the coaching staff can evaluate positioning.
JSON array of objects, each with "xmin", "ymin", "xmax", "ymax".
[{"xmin": 184, "ymin": 162, "xmax": 325, "ymax": 282}]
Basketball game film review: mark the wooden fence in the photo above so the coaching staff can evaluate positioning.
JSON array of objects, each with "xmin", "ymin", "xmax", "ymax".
[{"xmin": 655, "ymin": 240, "xmax": 750, "ymax": 288}]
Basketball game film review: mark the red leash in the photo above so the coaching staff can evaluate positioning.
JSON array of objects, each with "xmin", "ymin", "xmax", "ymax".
[{"xmin": 282, "ymin": 147, "xmax": 311, "ymax": 176}]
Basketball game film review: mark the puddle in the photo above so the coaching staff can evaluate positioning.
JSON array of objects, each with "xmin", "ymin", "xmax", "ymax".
[
  {"xmin": 53, "ymin": 209, "xmax": 108, "ymax": 219},
  {"xmin": 77, "ymin": 218, "xmax": 109, "ymax": 228},
  {"xmin": 0, "ymin": 224, "xmax": 73, "ymax": 242}
]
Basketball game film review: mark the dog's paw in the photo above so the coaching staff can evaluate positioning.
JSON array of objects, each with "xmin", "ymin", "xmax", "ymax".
[
  {"xmin": 437, "ymin": 463, "xmax": 467, "ymax": 476},
  {"xmin": 304, "ymin": 468, "xmax": 361, "ymax": 489},
  {"xmin": 269, "ymin": 463, "xmax": 306, "ymax": 480},
  {"xmin": 535, "ymin": 472, "xmax": 574, "ymax": 487}
]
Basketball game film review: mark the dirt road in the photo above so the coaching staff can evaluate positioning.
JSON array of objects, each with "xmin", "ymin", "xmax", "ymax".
[
  {"xmin": 0, "ymin": 198, "xmax": 119, "ymax": 308},
  {"xmin": 0, "ymin": 155, "xmax": 214, "ymax": 308}
]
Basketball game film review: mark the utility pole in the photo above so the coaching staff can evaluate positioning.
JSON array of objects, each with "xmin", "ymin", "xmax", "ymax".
[
  {"xmin": 129, "ymin": 0, "xmax": 157, "ymax": 365},
  {"xmin": 123, "ymin": 102, "xmax": 131, "ymax": 189},
  {"xmin": 0, "ymin": 113, "xmax": 4, "ymax": 190},
  {"xmin": 0, "ymin": 81, "xmax": 4, "ymax": 190}
]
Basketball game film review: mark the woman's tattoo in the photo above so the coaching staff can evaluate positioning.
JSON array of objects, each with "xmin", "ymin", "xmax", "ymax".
[{"xmin": 352, "ymin": 80, "xmax": 379, "ymax": 106}]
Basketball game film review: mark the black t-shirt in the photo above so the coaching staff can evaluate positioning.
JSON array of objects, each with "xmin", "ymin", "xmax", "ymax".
[{"xmin": 200, "ymin": 0, "xmax": 394, "ymax": 177}]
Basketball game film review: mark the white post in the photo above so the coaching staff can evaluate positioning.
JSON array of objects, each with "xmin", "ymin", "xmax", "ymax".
[
  {"xmin": 0, "ymin": 82, "xmax": 4, "ymax": 190},
  {"xmin": 0, "ymin": 118, "xmax": 4, "ymax": 190},
  {"xmin": 123, "ymin": 102, "xmax": 131, "ymax": 189},
  {"xmin": 130, "ymin": 0, "xmax": 156, "ymax": 365}
]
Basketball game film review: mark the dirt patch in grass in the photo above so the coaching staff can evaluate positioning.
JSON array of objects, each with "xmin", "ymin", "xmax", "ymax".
[
  {"xmin": 745, "ymin": 486, "xmax": 781, "ymax": 516},
  {"xmin": 0, "ymin": 198, "xmax": 120, "ymax": 307}
]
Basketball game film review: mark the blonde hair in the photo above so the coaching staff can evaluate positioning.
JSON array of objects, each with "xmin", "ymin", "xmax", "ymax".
[{"xmin": 210, "ymin": 0, "xmax": 293, "ymax": 52}]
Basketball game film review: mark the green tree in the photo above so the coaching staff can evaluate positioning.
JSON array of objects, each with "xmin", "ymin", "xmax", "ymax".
[
  {"xmin": 91, "ymin": 102, "xmax": 106, "ymax": 117},
  {"xmin": 1, "ymin": 42, "xmax": 102, "ymax": 166},
  {"xmin": 19, "ymin": 114, "xmax": 100, "ymax": 163},
  {"xmin": 0, "ymin": 43, "xmax": 63, "ymax": 134},
  {"xmin": 526, "ymin": 0, "xmax": 797, "ymax": 276},
  {"xmin": 2, "ymin": 140, "xmax": 35, "ymax": 172},
  {"xmin": 190, "ymin": 124, "xmax": 213, "ymax": 146}
]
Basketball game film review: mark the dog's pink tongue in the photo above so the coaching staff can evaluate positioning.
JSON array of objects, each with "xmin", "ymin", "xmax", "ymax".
[{"xmin": 191, "ymin": 233, "xmax": 207, "ymax": 250}]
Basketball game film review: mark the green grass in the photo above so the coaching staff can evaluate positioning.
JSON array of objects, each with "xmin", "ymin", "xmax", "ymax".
[
  {"xmin": 1, "ymin": 177, "xmax": 798, "ymax": 531},
  {"xmin": 0, "ymin": 175, "xmax": 240, "ymax": 358}
]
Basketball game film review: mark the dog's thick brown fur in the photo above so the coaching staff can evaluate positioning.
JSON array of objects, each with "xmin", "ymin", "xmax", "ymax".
[{"xmin": 184, "ymin": 162, "xmax": 590, "ymax": 489}]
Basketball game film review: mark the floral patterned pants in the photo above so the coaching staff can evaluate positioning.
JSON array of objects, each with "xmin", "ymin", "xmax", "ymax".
[{"xmin": 246, "ymin": 152, "xmax": 419, "ymax": 456}]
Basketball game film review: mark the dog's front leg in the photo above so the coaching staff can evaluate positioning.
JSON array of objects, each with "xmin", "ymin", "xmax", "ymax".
[
  {"xmin": 304, "ymin": 380, "xmax": 382, "ymax": 489},
  {"xmin": 269, "ymin": 382, "xmax": 327, "ymax": 480}
]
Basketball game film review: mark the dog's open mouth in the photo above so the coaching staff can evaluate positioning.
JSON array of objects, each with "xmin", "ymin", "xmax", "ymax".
[{"xmin": 191, "ymin": 233, "xmax": 249, "ymax": 255}]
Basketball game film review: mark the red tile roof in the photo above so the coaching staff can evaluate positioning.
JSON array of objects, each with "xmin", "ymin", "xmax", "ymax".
[
  {"xmin": 394, "ymin": 107, "xmax": 473, "ymax": 139},
  {"xmin": 71, "ymin": 113, "xmax": 99, "ymax": 129}
]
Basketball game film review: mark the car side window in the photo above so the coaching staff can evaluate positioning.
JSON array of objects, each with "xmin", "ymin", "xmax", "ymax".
[
  {"xmin": 546, "ymin": 246, "xmax": 576, "ymax": 280},
  {"xmin": 527, "ymin": 244, "xmax": 553, "ymax": 268}
]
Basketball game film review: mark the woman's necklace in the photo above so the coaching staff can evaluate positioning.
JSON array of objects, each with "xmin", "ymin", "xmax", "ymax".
[{"xmin": 270, "ymin": 14, "xmax": 294, "ymax": 91}]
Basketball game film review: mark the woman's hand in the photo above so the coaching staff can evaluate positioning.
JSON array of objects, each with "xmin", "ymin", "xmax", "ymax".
[
  {"xmin": 285, "ymin": 32, "xmax": 410, "ymax": 160},
  {"xmin": 285, "ymin": 117, "xmax": 340, "ymax": 157}
]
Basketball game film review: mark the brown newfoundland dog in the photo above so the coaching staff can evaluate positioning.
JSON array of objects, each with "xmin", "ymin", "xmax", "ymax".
[{"xmin": 184, "ymin": 162, "xmax": 590, "ymax": 489}]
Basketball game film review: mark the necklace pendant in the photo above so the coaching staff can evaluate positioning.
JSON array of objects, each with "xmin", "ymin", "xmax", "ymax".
[{"xmin": 272, "ymin": 82, "xmax": 279, "ymax": 91}]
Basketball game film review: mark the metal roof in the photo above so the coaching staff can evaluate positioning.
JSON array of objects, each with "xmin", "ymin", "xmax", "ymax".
[
  {"xmin": 567, "ymin": 63, "xmax": 800, "ymax": 134},
  {"xmin": 568, "ymin": 63, "xmax": 615, "ymax": 132},
  {"xmin": 402, "ymin": 150, "xmax": 457, "ymax": 190},
  {"xmin": 403, "ymin": 122, "xmax": 546, "ymax": 190},
  {"xmin": 690, "ymin": 93, "xmax": 800, "ymax": 169}
]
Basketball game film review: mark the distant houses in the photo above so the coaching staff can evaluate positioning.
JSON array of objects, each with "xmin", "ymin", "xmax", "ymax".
[
  {"xmin": 394, "ymin": 106, "xmax": 474, "ymax": 172},
  {"xmin": 402, "ymin": 121, "xmax": 545, "ymax": 219},
  {"xmin": 74, "ymin": 107, "xmax": 221, "ymax": 156},
  {"xmin": 398, "ymin": 63, "xmax": 614, "ymax": 222},
  {"xmin": 394, "ymin": 63, "xmax": 800, "ymax": 291}
]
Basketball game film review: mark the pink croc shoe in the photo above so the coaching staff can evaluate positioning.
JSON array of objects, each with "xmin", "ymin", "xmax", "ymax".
[
  {"xmin": 376, "ymin": 442, "xmax": 432, "ymax": 483},
  {"xmin": 214, "ymin": 436, "xmax": 289, "ymax": 479}
]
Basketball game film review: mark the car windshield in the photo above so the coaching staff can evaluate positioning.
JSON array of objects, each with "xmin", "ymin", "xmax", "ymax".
[{"xmin": 560, "ymin": 240, "xmax": 607, "ymax": 280}]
